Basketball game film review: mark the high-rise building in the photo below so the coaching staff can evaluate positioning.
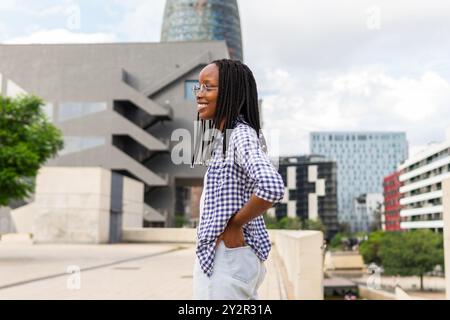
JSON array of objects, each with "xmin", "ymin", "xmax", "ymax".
[
  {"xmin": 274, "ymin": 155, "xmax": 339, "ymax": 240},
  {"xmin": 398, "ymin": 139, "xmax": 450, "ymax": 231},
  {"xmin": 383, "ymin": 171, "xmax": 402, "ymax": 231},
  {"xmin": 310, "ymin": 132, "xmax": 408, "ymax": 232},
  {"xmin": 161, "ymin": 0, "xmax": 243, "ymax": 61}
]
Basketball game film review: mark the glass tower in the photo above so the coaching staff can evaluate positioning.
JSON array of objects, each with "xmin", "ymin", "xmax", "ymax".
[
  {"xmin": 161, "ymin": 0, "xmax": 243, "ymax": 61},
  {"xmin": 310, "ymin": 132, "xmax": 408, "ymax": 232}
]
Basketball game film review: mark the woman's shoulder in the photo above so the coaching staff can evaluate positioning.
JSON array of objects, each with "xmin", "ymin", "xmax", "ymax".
[{"xmin": 230, "ymin": 121, "xmax": 258, "ymax": 143}]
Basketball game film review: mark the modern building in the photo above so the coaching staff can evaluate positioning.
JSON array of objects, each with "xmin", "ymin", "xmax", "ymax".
[
  {"xmin": 398, "ymin": 135, "xmax": 450, "ymax": 231},
  {"xmin": 274, "ymin": 155, "xmax": 339, "ymax": 240},
  {"xmin": 0, "ymin": 41, "xmax": 229, "ymax": 228},
  {"xmin": 383, "ymin": 171, "xmax": 402, "ymax": 231},
  {"xmin": 352, "ymin": 193, "xmax": 384, "ymax": 232},
  {"xmin": 161, "ymin": 0, "xmax": 243, "ymax": 61},
  {"xmin": 310, "ymin": 132, "xmax": 408, "ymax": 232}
]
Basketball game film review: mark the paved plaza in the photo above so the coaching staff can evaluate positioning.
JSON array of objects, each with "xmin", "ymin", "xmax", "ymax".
[{"xmin": 0, "ymin": 243, "xmax": 288, "ymax": 300}]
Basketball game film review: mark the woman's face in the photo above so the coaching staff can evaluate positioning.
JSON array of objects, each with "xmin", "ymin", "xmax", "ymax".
[{"xmin": 196, "ymin": 63, "xmax": 219, "ymax": 121}]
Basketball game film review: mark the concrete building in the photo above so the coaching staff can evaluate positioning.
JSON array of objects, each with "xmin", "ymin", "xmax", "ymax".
[
  {"xmin": 398, "ymin": 135, "xmax": 450, "ymax": 231},
  {"xmin": 352, "ymin": 193, "xmax": 384, "ymax": 232},
  {"xmin": 161, "ymin": 0, "xmax": 243, "ymax": 61},
  {"xmin": 0, "ymin": 41, "xmax": 229, "ymax": 228},
  {"xmin": 310, "ymin": 132, "xmax": 408, "ymax": 231},
  {"xmin": 442, "ymin": 178, "xmax": 450, "ymax": 299},
  {"xmin": 383, "ymin": 171, "xmax": 402, "ymax": 231},
  {"xmin": 273, "ymin": 155, "xmax": 339, "ymax": 240}
]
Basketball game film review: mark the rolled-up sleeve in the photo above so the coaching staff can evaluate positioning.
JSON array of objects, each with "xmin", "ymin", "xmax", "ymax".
[{"xmin": 233, "ymin": 126, "xmax": 285, "ymax": 204}]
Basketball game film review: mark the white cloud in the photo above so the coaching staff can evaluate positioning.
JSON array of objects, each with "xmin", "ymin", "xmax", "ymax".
[
  {"xmin": 0, "ymin": 0, "xmax": 16, "ymax": 10},
  {"xmin": 3, "ymin": 28, "xmax": 117, "ymax": 44},
  {"xmin": 261, "ymin": 66, "xmax": 450, "ymax": 157},
  {"xmin": 115, "ymin": 0, "xmax": 165, "ymax": 42}
]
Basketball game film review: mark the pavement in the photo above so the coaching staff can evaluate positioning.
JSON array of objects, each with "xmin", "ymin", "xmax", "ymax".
[{"xmin": 0, "ymin": 243, "xmax": 288, "ymax": 300}]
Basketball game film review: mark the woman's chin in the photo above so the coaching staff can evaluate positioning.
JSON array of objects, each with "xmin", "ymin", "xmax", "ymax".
[{"xmin": 198, "ymin": 113, "xmax": 211, "ymax": 120}]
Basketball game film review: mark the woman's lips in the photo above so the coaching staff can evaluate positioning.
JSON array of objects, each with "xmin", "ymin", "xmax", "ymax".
[{"xmin": 197, "ymin": 103, "xmax": 208, "ymax": 113}]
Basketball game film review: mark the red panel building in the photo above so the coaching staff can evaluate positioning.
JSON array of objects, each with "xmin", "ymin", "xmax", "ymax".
[{"xmin": 383, "ymin": 171, "xmax": 402, "ymax": 231}]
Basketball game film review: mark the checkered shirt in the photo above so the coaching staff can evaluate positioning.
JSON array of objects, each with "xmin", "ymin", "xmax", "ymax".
[{"xmin": 196, "ymin": 118, "xmax": 285, "ymax": 277}]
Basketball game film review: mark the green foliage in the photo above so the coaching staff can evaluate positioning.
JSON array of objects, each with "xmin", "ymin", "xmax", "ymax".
[
  {"xmin": 380, "ymin": 230, "xmax": 444, "ymax": 277},
  {"xmin": 358, "ymin": 230, "xmax": 444, "ymax": 289},
  {"xmin": 0, "ymin": 94, "xmax": 63, "ymax": 205},
  {"xmin": 174, "ymin": 214, "xmax": 189, "ymax": 228},
  {"xmin": 263, "ymin": 213, "xmax": 301, "ymax": 230},
  {"xmin": 263, "ymin": 213, "xmax": 325, "ymax": 232},
  {"xmin": 329, "ymin": 232, "xmax": 351, "ymax": 250},
  {"xmin": 359, "ymin": 230, "xmax": 387, "ymax": 265},
  {"xmin": 302, "ymin": 218, "xmax": 326, "ymax": 234}
]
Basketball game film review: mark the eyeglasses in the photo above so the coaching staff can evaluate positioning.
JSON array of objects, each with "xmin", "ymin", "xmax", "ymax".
[{"xmin": 192, "ymin": 83, "xmax": 218, "ymax": 94}]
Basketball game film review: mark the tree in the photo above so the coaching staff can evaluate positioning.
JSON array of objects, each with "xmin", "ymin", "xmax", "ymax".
[
  {"xmin": 174, "ymin": 214, "xmax": 189, "ymax": 228},
  {"xmin": 263, "ymin": 213, "xmax": 301, "ymax": 230},
  {"xmin": 276, "ymin": 215, "xmax": 302, "ymax": 229},
  {"xmin": 329, "ymin": 232, "xmax": 351, "ymax": 250},
  {"xmin": 263, "ymin": 213, "xmax": 327, "ymax": 234},
  {"xmin": 379, "ymin": 230, "xmax": 444, "ymax": 291},
  {"xmin": 301, "ymin": 218, "xmax": 326, "ymax": 234},
  {"xmin": 0, "ymin": 94, "xmax": 63, "ymax": 206},
  {"xmin": 359, "ymin": 230, "xmax": 392, "ymax": 265}
]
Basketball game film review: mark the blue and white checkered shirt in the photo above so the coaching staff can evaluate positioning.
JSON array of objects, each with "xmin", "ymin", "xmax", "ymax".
[{"xmin": 196, "ymin": 117, "xmax": 285, "ymax": 277}]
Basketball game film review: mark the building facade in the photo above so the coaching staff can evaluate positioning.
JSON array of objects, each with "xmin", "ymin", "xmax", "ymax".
[
  {"xmin": 352, "ymin": 193, "xmax": 384, "ymax": 232},
  {"xmin": 398, "ymin": 139, "xmax": 450, "ymax": 231},
  {"xmin": 310, "ymin": 132, "xmax": 408, "ymax": 232},
  {"xmin": 161, "ymin": 0, "xmax": 243, "ymax": 61},
  {"xmin": 0, "ymin": 42, "xmax": 229, "ymax": 228},
  {"xmin": 383, "ymin": 171, "xmax": 402, "ymax": 231},
  {"xmin": 274, "ymin": 155, "xmax": 339, "ymax": 240}
]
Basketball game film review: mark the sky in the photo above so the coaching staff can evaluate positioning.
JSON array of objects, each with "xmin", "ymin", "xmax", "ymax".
[{"xmin": 0, "ymin": 0, "xmax": 449, "ymax": 158}]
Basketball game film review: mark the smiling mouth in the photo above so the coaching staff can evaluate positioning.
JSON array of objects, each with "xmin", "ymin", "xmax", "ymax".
[{"xmin": 197, "ymin": 103, "xmax": 208, "ymax": 112}]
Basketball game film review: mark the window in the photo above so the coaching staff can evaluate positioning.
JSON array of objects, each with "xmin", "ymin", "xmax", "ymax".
[
  {"xmin": 184, "ymin": 80, "xmax": 198, "ymax": 101},
  {"xmin": 58, "ymin": 102, "xmax": 107, "ymax": 122},
  {"xmin": 59, "ymin": 136, "xmax": 106, "ymax": 156}
]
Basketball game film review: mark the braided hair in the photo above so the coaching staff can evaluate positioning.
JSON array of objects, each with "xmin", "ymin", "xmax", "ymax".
[{"xmin": 191, "ymin": 59, "xmax": 261, "ymax": 166}]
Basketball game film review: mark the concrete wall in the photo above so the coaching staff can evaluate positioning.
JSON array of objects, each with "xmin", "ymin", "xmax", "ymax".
[
  {"xmin": 122, "ymin": 176, "xmax": 145, "ymax": 228},
  {"xmin": 358, "ymin": 285, "xmax": 396, "ymax": 300},
  {"xmin": 442, "ymin": 178, "xmax": 450, "ymax": 300},
  {"xmin": 274, "ymin": 230, "xmax": 324, "ymax": 300},
  {"xmin": 0, "ymin": 207, "xmax": 15, "ymax": 233},
  {"xmin": 31, "ymin": 167, "xmax": 111, "ymax": 243},
  {"xmin": 10, "ymin": 166, "xmax": 144, "ymax": 244},
  {"xmin": 123, "ymin": 227, "xmax": 197, "ymax": 243}
]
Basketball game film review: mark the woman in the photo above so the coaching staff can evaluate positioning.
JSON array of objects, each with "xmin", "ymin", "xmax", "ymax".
[{"xmin": 192, "ymin": 59, "xmax": 285, "ymax": 300}]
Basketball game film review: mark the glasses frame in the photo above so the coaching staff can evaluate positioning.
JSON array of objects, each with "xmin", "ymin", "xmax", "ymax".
[{"xmin": 192, "ymin": 83, "xmax": 219, "ymax": 94}]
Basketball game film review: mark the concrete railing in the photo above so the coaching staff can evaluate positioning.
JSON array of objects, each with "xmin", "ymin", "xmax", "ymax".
[
  {"xmin": 123, "ymin": 227, "xmax": 324, "ymax": 300},
  {"xmin": 271, "ymin": 230, "xmax": 324, "ymax": 300}
]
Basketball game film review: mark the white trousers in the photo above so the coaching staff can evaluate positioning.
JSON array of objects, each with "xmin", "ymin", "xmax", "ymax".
[{"xmin": 193, "ymin": 240, "xmax": 267, "ymax": 300}]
